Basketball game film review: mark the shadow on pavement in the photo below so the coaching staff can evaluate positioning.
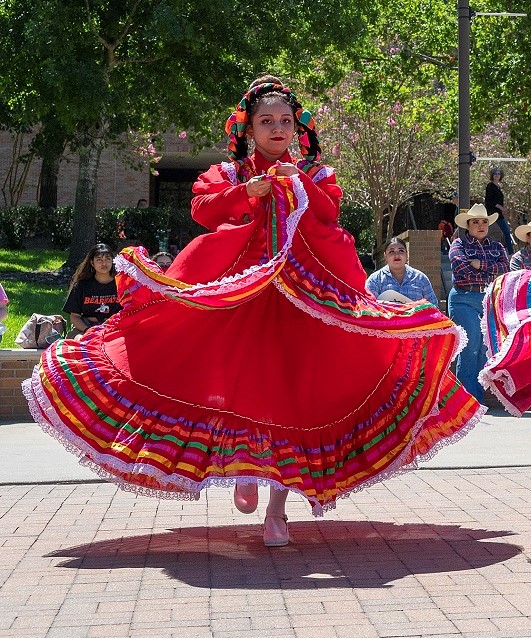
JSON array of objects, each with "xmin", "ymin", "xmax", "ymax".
[{"xmin": 47, "ymin": 520, "xmax": 522, "ymax": 590}]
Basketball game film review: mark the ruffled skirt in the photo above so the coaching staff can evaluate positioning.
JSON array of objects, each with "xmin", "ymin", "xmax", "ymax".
[
  {"xmin": 480, "ymin": 269, "xmax": 531, "ymax": 417},
  {"xmin": 23, "ymin": 175, "xmax": 484, "ymax": 513}
]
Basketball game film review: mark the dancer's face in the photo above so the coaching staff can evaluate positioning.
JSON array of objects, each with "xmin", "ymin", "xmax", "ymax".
[
  {"xmin": 247, "ymin": 99, "xmax": 296, "ymax": 161},
  {"xmin": 467, "ymin": 218, "xmax": 489, "ymax": 240}
]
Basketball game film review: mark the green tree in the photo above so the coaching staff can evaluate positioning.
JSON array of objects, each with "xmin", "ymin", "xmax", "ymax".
[{"xmin": 0, "ymin": 0, "xmax": 369, "ymax": 268}]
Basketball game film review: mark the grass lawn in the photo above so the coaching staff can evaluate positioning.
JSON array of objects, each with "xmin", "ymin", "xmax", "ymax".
[{"xmin": 1, "ymin": 250, "xmax": 70, "ymax": 348}]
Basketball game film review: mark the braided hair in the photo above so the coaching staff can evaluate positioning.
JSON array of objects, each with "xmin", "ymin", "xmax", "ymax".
[{"xmin": 224, "ymin": 78, "xmax": 321, "ymax": 166}]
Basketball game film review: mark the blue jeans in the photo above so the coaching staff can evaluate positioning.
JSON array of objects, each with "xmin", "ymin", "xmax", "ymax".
[
  {"xmin": 496, "ymin": 217, "xmax": 514, "ymax": 255},
  {"xmin": 447, "ymin": 287, "xmax": 486, "ymax": 403}
]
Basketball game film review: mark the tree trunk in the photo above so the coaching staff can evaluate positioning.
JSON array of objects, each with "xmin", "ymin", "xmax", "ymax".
[
  {"xmin": 64, "ymin": 137, "xmax": 104, "ymax": 269},
  {"xmin": 38, "ymin": 153, "xmax": 61, "ymax": 209}
]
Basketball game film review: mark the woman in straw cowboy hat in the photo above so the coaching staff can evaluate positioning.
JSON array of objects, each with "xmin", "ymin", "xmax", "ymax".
[
  {"xmin": 448, "ymin": 203, "xmax": 510, "ymax": 402},
  {"xmin": 510, "ymin": 222, "xmax": 531, "ymax": 271}
]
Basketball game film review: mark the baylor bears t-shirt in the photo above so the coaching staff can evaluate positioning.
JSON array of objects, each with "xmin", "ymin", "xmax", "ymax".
[{"xmin": 63, "ymin": 277, "xmax": 122, "ymax": 324}]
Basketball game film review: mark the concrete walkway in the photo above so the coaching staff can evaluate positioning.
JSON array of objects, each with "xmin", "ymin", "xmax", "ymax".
[{"xmin": 0, "ymin": 410, "xmax": 530, "ymax": 637}]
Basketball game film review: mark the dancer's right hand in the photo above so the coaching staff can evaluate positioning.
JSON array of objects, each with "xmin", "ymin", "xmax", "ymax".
[{"xmin": 246, "ymin": 176, "xmax": 271, "ymax": 198}]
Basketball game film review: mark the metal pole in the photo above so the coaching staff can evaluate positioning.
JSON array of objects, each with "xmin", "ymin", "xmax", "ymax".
[{"xmin": 457, "ymin": 0, "xmax": 471, "ymax": 216}]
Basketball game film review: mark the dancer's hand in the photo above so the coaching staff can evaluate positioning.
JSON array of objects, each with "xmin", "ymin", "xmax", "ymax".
[
  {"xmin": 246, "ymin": 176, "xmax": 271, "ymax": 198},
  {"xmin": 275, "ymin": 162, "xmax": 298, "ymax": 177}
]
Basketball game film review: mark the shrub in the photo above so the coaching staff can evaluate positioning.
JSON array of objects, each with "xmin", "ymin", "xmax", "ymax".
[
  {"xmin": 0, "ymin": 206, "xmax": 40, "ymax": 248},
  {"xmin": 0, "ymin": 205, "xmax": 173, "ymax": 254},
  {"xmin": 339, "ymin": 203, "xmax": 375, "ymax": 254}
]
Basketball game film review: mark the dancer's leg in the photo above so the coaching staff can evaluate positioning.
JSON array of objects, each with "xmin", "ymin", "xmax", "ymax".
[{"xmin": 264, "ymin": 486, "xmax": 289, "ymax": 546}]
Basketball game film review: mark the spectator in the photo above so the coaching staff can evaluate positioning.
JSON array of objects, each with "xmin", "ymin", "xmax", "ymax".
[
  {"xmin": 151, "ymin": 251, "xmax": 174, "ymax": 272},
  {"xmin": 510, "ymin": 222, "xmax": 531, "ymax": 271},
  {"xmin": 366, "ymin": 237, "xmax": 438, "ymax": 306},
  {"xmin": 448, "ymin": 203, "xmax": 509, "ymax": 402},
  {"xmin": 438, "ymin": 216, "xmax": 454, "ymax": 253},
  {"xmin": 0, "ymin": 283, "xmax": 8, "ymax": 342},
  {"xmin": 63, "ymin": 243, "xmax": 122, "ymax": 339},
  {"xmin": 485, "ymin": 167, "xmax": 514, "ymax": 255},
  {"xmin": 136, "ymin": 198, "xmax": 148, "ymax": 208}
]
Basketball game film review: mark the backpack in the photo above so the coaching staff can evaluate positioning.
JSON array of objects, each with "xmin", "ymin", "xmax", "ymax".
[{"xmin": 15, "ymin": 314, "xmax": 67, "ymax": 349}]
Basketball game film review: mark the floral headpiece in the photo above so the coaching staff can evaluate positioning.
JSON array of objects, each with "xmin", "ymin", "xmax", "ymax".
[{"xmin": 224, "ymin": 82, "xmax": 321, "ymax": 162}]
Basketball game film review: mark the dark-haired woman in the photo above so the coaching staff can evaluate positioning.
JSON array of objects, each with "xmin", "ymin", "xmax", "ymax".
[
  {"xmin": 366, "ymin": 237, "xmax": 438, "ymax": 305},
  {"xmin": 448, "ymin": 204, "xmax": 509, "ymax": 402},
  {"xmin": 485, "ymin": 167, "xmax": 514, "ymax": 255},
  {"xmin": 25, "ymin": 77, "xmax": 484, "ymax": 547},
  {"xmin": 63, "ymin": 243, "xmax": 122, "ymax": 338}
]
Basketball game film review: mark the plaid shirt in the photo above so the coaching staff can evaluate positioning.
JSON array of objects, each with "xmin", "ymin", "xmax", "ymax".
[
  {"xmin": 366, "ymin": 264, "xmax": 438, "ymax": 306},
  {"xmin": 449, "ymin": 234, "xmax": 509, "ymax": 287},
  {"xmin": 510, "ymin": 247, "xmax": 531, "ymax": 271}
]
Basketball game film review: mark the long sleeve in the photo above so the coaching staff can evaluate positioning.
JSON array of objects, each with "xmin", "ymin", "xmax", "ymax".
[
  {"xmin": 365, "ymin": 271, "xmax": 382, "ymax": 297},
  {"xmin": 510, "ymin": 251, "xmax": 523, "ymax": 271},
  {"xmin": 419, "ymin": 275, "xmax": 438, "ymax": 306},
  {"xmin": 450, "ymin": 237, "xmax": 509, "ymax": 285},
  {"xmin": 485, "ymin": 181, "xmax": 503, "ymax": 217},
  {"xmin": 191, "ymin": 164, "xmax": 253, "ymax": 231},
  {"xmin": 297, "ymin": 169, "xmax": 342, "ymax": 224},
  {"xmin": 484, "ymin": 243, "xmax": 510, "ymax": 276}
]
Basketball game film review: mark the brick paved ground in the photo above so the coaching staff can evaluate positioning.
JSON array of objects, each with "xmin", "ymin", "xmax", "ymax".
[{"xmin": 1, "ymin": 468, "xmax": 531, "ymax": 638}]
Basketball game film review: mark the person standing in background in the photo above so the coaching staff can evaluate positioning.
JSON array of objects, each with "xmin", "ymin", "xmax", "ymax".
[
  {"xmin": 485, "ymin": 167, "xmax": 514, "ymax": 255},
  {"xmin": 448, "ymin": 204, "xmax": 509, "ymax": 402}
]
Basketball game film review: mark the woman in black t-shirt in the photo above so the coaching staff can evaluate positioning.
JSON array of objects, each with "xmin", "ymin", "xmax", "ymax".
[{"xmin": 63, "ymin": 243, "xmax": 122, "ymax": 338}]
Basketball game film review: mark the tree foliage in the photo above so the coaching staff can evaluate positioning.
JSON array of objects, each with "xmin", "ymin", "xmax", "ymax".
[{"xmin": 0, "ymin": 0, "xmax": 370, "ymax": 265}]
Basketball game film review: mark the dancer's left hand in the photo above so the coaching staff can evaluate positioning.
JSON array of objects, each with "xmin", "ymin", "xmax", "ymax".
[{"xmin": 275, "ymin": 162, "xmax": 298, "ymax": 177}]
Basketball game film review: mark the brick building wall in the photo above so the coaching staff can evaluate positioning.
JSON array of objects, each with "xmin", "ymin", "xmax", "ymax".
[
  {"xmin": 0, "ymin": 350, "xmax": 41, "ymax": 420},
  {"xmin": 0, "ymin": 130, "xmax": 151, "ymax": 208},
  {"xmin": 400, "ymin": 230, "xmax": 443, "ymax": 304}
]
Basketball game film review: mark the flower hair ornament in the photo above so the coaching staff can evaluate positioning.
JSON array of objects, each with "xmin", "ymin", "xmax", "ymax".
[{"xmin": 224, "ymin": 82, "xmax": 321, "ymax": 163}]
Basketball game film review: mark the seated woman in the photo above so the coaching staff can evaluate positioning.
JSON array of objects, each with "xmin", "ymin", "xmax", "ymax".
[
  {"xmin": 510, "ymin": 222, "xmax": 531, "ymax": 271},
  {"xmin": 63, "ymin": 243, "xmax": 122, "ymax": 339},
  {"xmin": 366, "ymin": 237, "xmax": 438, "ymax": 305}
]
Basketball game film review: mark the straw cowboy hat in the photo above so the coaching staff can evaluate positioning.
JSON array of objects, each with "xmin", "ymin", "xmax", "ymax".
[
  {"xmin": 514, "ymin": 222, "xmax": 531, "ymax": 243},
  {"xmin": 454, "ymin": 203, "xmax": 498, "ymax": 229}
]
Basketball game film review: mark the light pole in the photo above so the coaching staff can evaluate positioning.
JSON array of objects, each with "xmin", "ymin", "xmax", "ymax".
[
  {"xmin": 457, "ymin": 0, "xmax": 471, "ymax": 216},
  {"xmin": 457, "ymin": 1, "xmax": 527, "ymax": 216}
]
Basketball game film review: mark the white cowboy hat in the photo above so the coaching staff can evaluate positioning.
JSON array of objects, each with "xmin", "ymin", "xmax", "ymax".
[
  {"xmin": 377, "ymin": 290, "xmax": 412, "ymax": 303},
  {"xmin": 514, "ymin": 222, "xmax": 531, "ymax": 243},
  {"xmin": 454, "ymin": 203, "xmax": 498, "ymax": 229}
]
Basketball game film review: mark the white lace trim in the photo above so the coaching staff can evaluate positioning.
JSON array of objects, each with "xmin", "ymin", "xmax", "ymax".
[
  {"xmin": 273, "ymin": 279, "xmax": 468, "ymax": 353},
  {"xmin": 115, "ymin": 176, "xmax": 309, "ymax": 301},
  {"xmin": 480, "ymin": 280, "xmax": 496, "ymax": 358},
  {"xmin": 23, "ymin": 359, "xmax": 486, "ymax": 516},
  {"xmin": 477, "ymin": 370, "xmax": 523, "ymax": 417},
  {"xmin": 220, "ymin": 161, "xmax": 237, "ymax": 185},
  {"xmin": 312, "ymin": 166, "xmax": 335, "ymax": 182}
]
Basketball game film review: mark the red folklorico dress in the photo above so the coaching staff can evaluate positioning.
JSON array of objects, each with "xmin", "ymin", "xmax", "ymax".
[{"xmin": 24, "ymin": 149, "xmax": 484, "ymax": 514}]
